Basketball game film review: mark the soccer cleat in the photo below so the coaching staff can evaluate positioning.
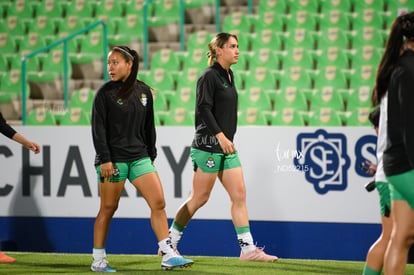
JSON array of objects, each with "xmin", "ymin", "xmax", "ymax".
[
  {"xmin": 240, "ymin": 247, "xmax": 278, "ymax": 262},
  {"xmin": 161, "ymin": 256, "xmax": 194, "ymax": 270},
  {"xmin": 0, "ymin": 252, "xmax": 16, "ymax": 263},
  {"xmin": 90, "ymin": 258, "xmax": 116, "ymax": 272},
  {"xmin": 157, "ymin": 247, "xmax": 180, "ymax": 256}
]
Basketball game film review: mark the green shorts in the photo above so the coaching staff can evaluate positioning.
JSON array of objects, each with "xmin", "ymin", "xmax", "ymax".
[
  {"xmin": 375, "ymin": 181, "xmax": 391, "ymax": 217},
  {"xmin": 96, "ymin": 157, "xmax": 156, "ymax": 183},
  {"xmin": 387, "ymin": 169, "xmax": 414, "ymax": 209},
  {"xmin": 190, "ymin": 148, "xmax": 241, "ymax": 173}
]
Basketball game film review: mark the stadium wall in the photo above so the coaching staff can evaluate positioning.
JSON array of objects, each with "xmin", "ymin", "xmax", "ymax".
[{"xmin": 0, "ymin": 126, "xmax": 381, "ymax": 261}]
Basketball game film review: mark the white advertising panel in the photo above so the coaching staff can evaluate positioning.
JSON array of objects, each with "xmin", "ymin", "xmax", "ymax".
[{"xmin": 0, "ymin": 126, "xmax": 379, "ymax": 224}]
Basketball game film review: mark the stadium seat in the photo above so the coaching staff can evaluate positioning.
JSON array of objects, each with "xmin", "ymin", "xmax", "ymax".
[
  {"xmin": 249, "ymin": 48, "xmax": 282, "ymax": 72},
  {"xmin": 349, "ymin": 45, "xmax": 382, "ymax": 69},
  {"xmin": 252, "ymin": 10, "xmax": 286, "ymax": 33},
  {"xmin": 182, "ymin": 48, "xmax": 207, "ymax": 71},
  {"xmin": 270, "ymin": 108, "xmax": 305, "ymax": 126},
  {"xmin": 347, "ymin": 65, "xmax": 376, "ymax": 109},
  {"xmin": 29, "ymin": 15, "xmax": 58, "ymax": 44},
  {"xmin": 65, "ymin": 0, "xmax": 94, "ymax": 21},
  {"xmin": 311, "ymin": 67, "xmax": 347, "ymax": 111},
  {"xmin": 26, "ymin": 107, "xmax": 56, "ymax": 125},
  {"xmin": 186, "ymin": 30, "xmax": 214, "ymax": 52},
  {"xmin": 285, "ymin": 10, "xmax": 318, "ymax": 32},
  {"xmin": 288, "ymin": 0, "xmax": 319, "ymax": 14},
  {"xmin": 280, "ymin": 47, "xmax": 314, "ymax": 71},
  {"xmin": 94, "ymin": 0, "xmax": 124, "ymax": 22},
  {"xmin": 257, "ymin": 0, "xmax": 288, "ymax": 15},
  {"xmin": 150, "ymin": 48, "xmax": 181, "ymax": 79},
  {"xmin": 351, "ymin": 8, "xmax": 386, "ymax": 29},
  {"xmin": 173, "ymin": 80, "xmax": 196, "ymax": 109},
  {"xmin": 317, "ymin": 9, "xmax": 352, "ymax": 31},
  {"xmin": 345, "ymin": 107, "xmax": 372, "ymax": 126},
  {"xmin": 35, "ymin": 0, "xmax": 65, "ymax": 18},
  {"xmin": 385, "ymin": 0, "xmax": 414, "ymax": 28},
  {"xmin": 222, "ymin": 12, "xmax": 253, "ymax": 36},
  {"xmin": 314, "ymin": 46, "xmax": 350, "ymax": 71},
  {"xmin": 244, "ymin": 66, "xmax": 277, "ymax": 95},
  {"xmin": 315, "ymin": 27, "xmax": 351, "ymax": 49},
  {"xmin": 238, "ymin": 108, "xmax": 269, "ymax": 126},
  {"xmin": 273, "ymin": 87, "xmax": 308, "ymax": 112},
  {"xmin": 184, "ymin": 0, "xmax": 215, "ymax": 25},
  {"xmin": 162, "ymin": 107, "xmax": 194, "ymax": 126},
  {"xmin": 152, "ymin": 0, "xmax": 181, "ymax": 23},
  {"xmin": 319, "ymin": 0, "xmax": 352, "ymax": 13},
  {"xmin": 276, "ymin": 66, "xmax": 313, "ymax": 99},
  {"xmin": 283, "ymin": 28, "xmax": 317, "ymax": 51},
  {"xmin": 7, "ymin": 0, "xmax": 36, "ymax": 19},
  {"xmin": 69, "ymin": 87, "xmax": 95, "ymax": 115},
  {"xmin": 250, "ymin": 28, "xmax": 283, "ymax": 52},
  {"xmin": 112, "ymin": 12, "xmax": 144, "ymax": 45},
  {"xmin": 145, "ymin": 68, "xmax": 176, "ymax": 99},
  {"xmin": 59, "ymin": 107, "xmax": 91, "ymax": 125},
  {"xmin": 353, "ymin": 0, "xmax": 385, "ymax": 12},
  {"xmin": 308, "ymin": 107, "xmax": 343, "ymax": 126},
  {"xmin": 0, "ymin": 33, "xmax": 18, "ymax": 56}
]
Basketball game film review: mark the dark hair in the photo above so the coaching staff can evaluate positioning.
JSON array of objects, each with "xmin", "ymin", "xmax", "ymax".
[
  {"xmin": 207, "ymin": 32, "xmax": 238, "ymax": 66},
  {"xmin": 110, "ymin": 45, "xmax": 140, "ymax": 101},
  {"xmin": 368, "ymin": 107, "xmax": 380, "ymax": 128},
  {"xmin": 372, "ymin": 11, "xmax": 414, "ymax": 106}
]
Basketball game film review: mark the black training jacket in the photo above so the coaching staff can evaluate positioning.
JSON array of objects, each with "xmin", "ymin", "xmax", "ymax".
[
  {"xmin": 92, "ymin": 80, "xmax": 157, "ymax": 166},
  {"xmin": 383, "ymin": 50, "xmax": 414, "ymax": 176},
  {"xmin": 192, "ymin": 62, "xmax": 238, "ymax": 153}
]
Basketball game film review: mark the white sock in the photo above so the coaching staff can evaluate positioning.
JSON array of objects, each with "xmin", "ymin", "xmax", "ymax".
[
  {"xmin": 92, "ymin": 248, "xmax": 106, "ymax": 262},
  {"xmin": 237, "ymin": 232, "xmax": 256, "ymax": 254},
  {"xmin": 158, "ymin": 238, "xmax": 176, "ymax": 260},
  {"xmin": 169, "ymin": 226, "xmax": 183, "ymax": 248}
]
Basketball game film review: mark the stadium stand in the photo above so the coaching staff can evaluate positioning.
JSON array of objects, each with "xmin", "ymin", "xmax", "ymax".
[{"xmin": 0, "ymin": 0, "xmax": 396, "ymax": 126}]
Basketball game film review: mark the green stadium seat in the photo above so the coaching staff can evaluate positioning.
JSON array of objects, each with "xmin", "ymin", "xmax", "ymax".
[
  {"xmin": 317, "ymin": 9, "xmax": 352, "ymax": 30},
  {"xmin": 308, "ymin": 107, "xmax": 343, "ymax": 126},
  {"xmin": 351, "ymin": 8, "xmax": 386, "ymax": 29},
  {"xmin": 314, "ymin": 46, "xmax": 350, "ymax": 70},
  {"xmin": 250, "ymin": 28, "xmax": 283, "ymax": 52},
  {"xmin": 26, "ymin": 107, "xmax": 56, "ymax": 125},
  {"xmin": 152, "ymin": 0, "xmax": 181, "ymax": 23},
  {"xmin": 145, "ymin": 68, "xmax": 176, "ymax": 99},
  {"xmin": 283, "ymin": 28, "xmax": 317, "ymax": 51},
  {"xmin": 186, "ymin": 30, "xmax": 214, "ymax": 52},
  {"xmin": 182, "ymin": 48, "xmax": 206, "ymax": 71},
  {"xmin": 280, "ymin": 47, "xmax": 314, "ymax": 71},
  {"xmin": 346, "ymin": 65, "xmax": 375, "ymax": 109},
  {"xmin": 257, "ymin": 0, "xmax": 288, "ymax": 15},
  {"xmin": 351, "ymin": 26, "xmax": 386, "ymax": 48},
  {"xmin": 94, "ymin": 0, "xmax": 124, "ymax": 22},
  {"xmin": 35, "ymin": 0, "xmax": 65, "ymax": 18},
  {"xmin": 65, "ymin": 0, "xmax": 94, "ymax": 20},
  {"xmin": 7, "ymin": 0, "xmax": 36, "ymax": 19},
  {"xmin": 113, "ymin": 12, "xmax": 144, "ymax": 45},
  {"xmin": 59, "ymin": 107, "xmax": 91, "ymax": 125},
  {"xmin": 349, "ymin": 45, "xmax": 382, "ymax": 68},
  {"xmin": 249, "ymin": 48, "xmax": 282, "ymax": 72},
  {"xmin": 239, "ymin": 83, "xmax": 273, "ymax": 112},
  {"xmin": 29, "ymin": 15, "xmax": 58, "ymax": 44},
  {"xmin": 315, "ymin": 27, "xmax": 351, "ymax": 49},
  {"xmin": 252, "ymin": 10, "xmax": 286, "ymax": 33},
  {"xmin": 0, "ymin": 32, "xmax": 18, "ymax": 55},
  {"xmin": 285, "ymin": 10, "xmax": 318, "ymax": 31},
  {"xmin": 69, "ymin": 88, "xmax": 95, "ymax": 115},
  {"xmin": 319, "ymin": 0, "xmax": 352, "ymax": 13},
  {"xmin": 172, "ymin": 81, "xmax": 196, "ymax": 109},
  {"xmin": 222, "ymin": 12, "xmax": 253, "ymax": 35},
  {"xmin": 345, "ymin": 107, "xmax": 372, "ymax": 126},
  {"xmin": 288, "ymin": 0, "xmax": 319, "ymax": 14},
  {"xmin": 270, "ymin": 108, "xmax": 306, "ymax": 126},
  {"xmin": 385, "ymin": 0, "xmax": 414, "ymax": 28},
  {"xmin": 184, "ymin": 0, "xmax": 214, "ymax": 25},
  {"xmin": 238, "ymin": 108, "xmax": 269, "ymax": 126},
  {"xmin": 276, "ymin": 66, "xmax": 313, "ymax": 99},
  {"xmin": 162, "ymin": 107, "xmax": 194, "ymax": 126},
  {"xmin": 353, "ymin": 0, "xmax": 385, "ymax": 12},
  {"xmin": 4, "ymin": 16, "xmax": 27, "ymax": 36},
  {"xmin": 273, "ymin": 87, "xmax": 308, "ymax": 112}
]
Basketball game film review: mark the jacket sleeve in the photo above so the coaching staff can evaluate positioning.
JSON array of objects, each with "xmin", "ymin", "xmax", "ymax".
[
  {"xmin": 196, "ymin": 73, "xmax": 222, "ymax": 135},
  {"xmin": 398, "ymin": 66, "xmax": 414, "ymax": 168},
  {"xmin": 144, "ymin": 88, "xmax": 157, "ymax": 161},
  {"xmin": 0, "ymin": 112, "xmax": 16, "ymax": 139},
  {"xmin": 91, "ymin": 90, "xmax": 111, "ymax": 164}
]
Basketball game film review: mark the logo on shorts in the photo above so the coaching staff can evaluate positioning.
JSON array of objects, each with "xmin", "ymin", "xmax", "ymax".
[
  {"xmin": 294, "ymin": 129, "xmax": 350, "ymax": 194},
  {"xmin": 206, "ymin": 157, "xmax": 215, "ymax": 168}
]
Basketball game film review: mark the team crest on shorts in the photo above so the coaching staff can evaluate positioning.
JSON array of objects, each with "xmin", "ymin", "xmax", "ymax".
[{"xmin": 206, "ymin": 157, "xmax": 215, "ymax": 168}]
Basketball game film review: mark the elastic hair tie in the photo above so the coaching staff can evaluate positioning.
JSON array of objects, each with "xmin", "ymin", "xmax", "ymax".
[{"xmin": 113, "ymin": 47, "xmax": 134, "ymax": 61}]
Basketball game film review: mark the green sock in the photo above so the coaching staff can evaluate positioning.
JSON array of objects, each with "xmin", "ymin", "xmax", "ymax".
[{"xmin": 362, "ymin": 264, "xmax": 381, "ymax": 275}]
